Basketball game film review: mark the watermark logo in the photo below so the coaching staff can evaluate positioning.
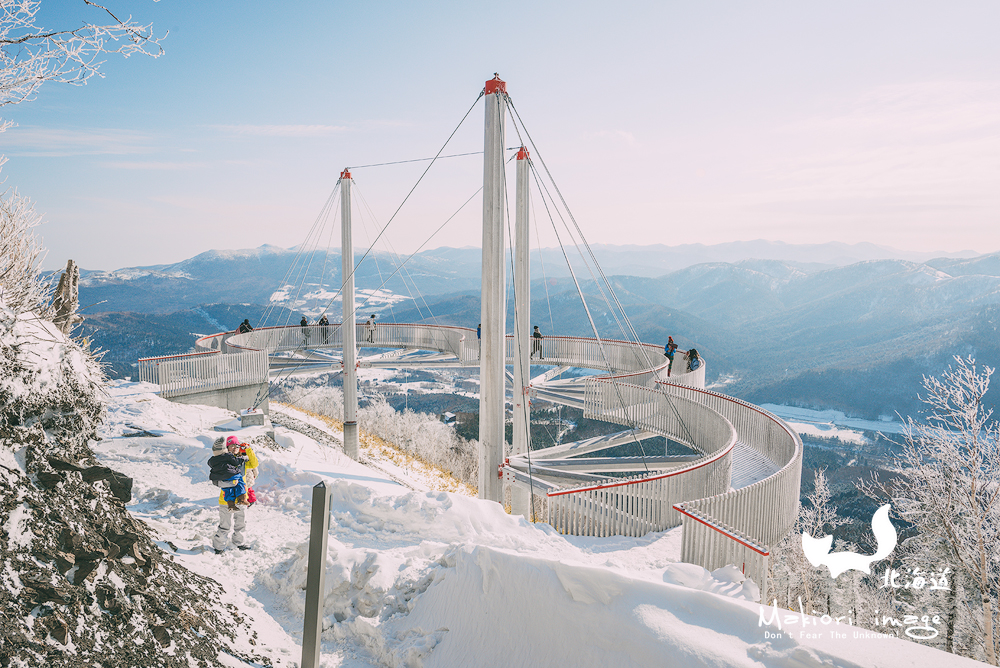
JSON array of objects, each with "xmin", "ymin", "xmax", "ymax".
[{"xmin": 801, "ymin": 504, "xmax": 898, "ymax": 578}]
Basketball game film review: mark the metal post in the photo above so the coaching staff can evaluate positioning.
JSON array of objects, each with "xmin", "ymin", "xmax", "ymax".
[
  {"xmin": 341, "ymin": 170, "xmax": 359, "ymax": 459},
  {"xmin": 479, "ymin": 74, "xmax": 507, "ymax": 502},
  {"xmin": 510, "ymin": 146, "xmax": 531, "ymax": 517},
  {"xmin": 301, "ymin": 481, "xmax": 332, "ymax": 668}
]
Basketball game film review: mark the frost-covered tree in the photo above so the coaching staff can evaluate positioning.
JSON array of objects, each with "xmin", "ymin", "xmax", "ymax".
[
  {"xmin": 864, "ymin": 356, "xmax": 1000, "ymax": 665},
  {"xmin": 0, "ymin": 187, "xmax": 50, "ymax": 315},
  {"xmin": 275, "ymin": 381, "xmax": 480, "ymax": 489},
  {"xmin": 770, "ymin": 469, "xmax": 846, "ymax": 613},
  {"xmin": 1, "ymin": 0, "xmax": 165, "ymax": 317},
  {"xmin": 1, "ymin": 0, "xmax": 164, "ymax": 117}
]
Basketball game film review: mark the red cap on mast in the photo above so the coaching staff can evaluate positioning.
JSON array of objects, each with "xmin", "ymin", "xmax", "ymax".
[
  {"xmin": 340, "ymin": 168, "xmax": 351, "ymax": 179},
  {"xmin": 516, "ymin": 146, "xmax": 529, "ymax": 160},
  {"xmin": 484, "ymin": 73, "xmax": 506, "ymax": 95}
]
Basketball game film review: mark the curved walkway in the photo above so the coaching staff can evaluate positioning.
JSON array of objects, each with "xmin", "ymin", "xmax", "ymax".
[{"xmin": 195, "ymin": 322, "xmax": 801, "ymax": 597}]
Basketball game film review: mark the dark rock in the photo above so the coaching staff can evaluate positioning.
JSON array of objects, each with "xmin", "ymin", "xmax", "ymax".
[
  {"xmin": 50, "ymin": 618, "xmax": 69, "ymax": 645},
  {"xmin": 54, "ymin": 551, "xmax": 76, "ymax": 574},
  {"xmin": 60, "ymin": 528, "xmax": 83, "ymax": 552},
  {"xmin": 152, "ymin": 625, "xmax": 170, "ymax": 647},
  {"xmin": 72, "ymin": 560, "xmax": 100, "ymax": 584},
  {"xmin": 22, "ymin": 577, "xmax": 77, "ymax": 606},
  {"xmin": 81, "ymin": 465, "xmax": 114, "ymax": 482},
  {"xmin": 109, "ymin": 532, "xmax": 140, "ymax": 554},
  {"xmin": 36, "ymin": 471, "xmax": 62, "ymax": 488},
  {"xmin": 108, "ymin": 470, "xmax": 133, "ymax": 503},
  {"xmin": 82, "ymin": 466, "xmax": 134, "ymax": 502},
  {"xmin": 73, "ymin": 545, "xmax": 108, "ymax": 561},
  {"xmin": 47, "ymin": 456, "xmax": 86, "ymax": 472}
]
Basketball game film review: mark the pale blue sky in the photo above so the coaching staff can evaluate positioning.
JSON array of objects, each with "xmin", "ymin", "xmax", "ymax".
[{"xmin": 3, "ymin": 1, "xmax": 999, "ymax": 270}]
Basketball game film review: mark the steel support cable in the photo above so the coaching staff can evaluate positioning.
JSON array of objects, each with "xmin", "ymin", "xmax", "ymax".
[
  {"xmin": 505, "ymin": 102, "xmax": 643, "ymax": 374},
  {"xmin": 277, "ymin": 190, "xmax": 337, "ymax": 333},
  {"xmin": 332, "ymin": 184, "xmax": 482, "ymax": 342},
  {"xmin": 351, "ymin": 183, "xmax": 415, "ymax": 322},
  {"xmin": 312, "ymin": 192, "xmax": 341, "ymax": 321},
  {"xmin": 353, "ymin": 182, "xmax": 436, "ymax": 323},
  {"xmin": 349, "ymin": 151, "xmax": 483, "ymax": 170},
  {"xmin": 260, "ymin": 89, "xmax": 486, "ymax": 395},
  {"xmin": 251, "ymin": 183, "xmax": 486, "ymax": 411},
  {"xmin": 527, "ymin": 160, "xmax": 651, "ymax": 472},
  {"xmin": 509, "ymin": 100, "xmax": 696, "ymax": 450},
  {"xmin": 350, "ymin": 186, "xmax": 404, "ymax": 325},
  {"xmin": 252, "ymin": 180, "xmax": 354, "ymax": 407},
  {"xmin": 261, "ymin": 186, "xmax": 339, "ymax": 329},
  {"xmin": 505, "ymin": 102, "xmax": 556, "ymax": 333},
  {"xmin": 318, "ymin": 91, "xmax": 485, "ymax": 325},
  {"xmin": 249, "ymin": 185, "xmax": 342, "ymax": 416},
  {"xmin": 507, "ymin": 100, "xmax": 652, "ymax": 369},
  {"xmin": 498, "ymin": 114, "xmax": 538, "ymax": 521},
  {"xmin": 532, "ymin": 193, "xmax": 556, "ymax": 333}
]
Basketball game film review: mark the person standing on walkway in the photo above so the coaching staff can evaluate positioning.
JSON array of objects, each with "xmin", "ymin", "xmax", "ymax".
[
  {"xmin": 531, "ymin": 325, "xmax": 543, "ymax": 359},
  {"xmin": 365, "ymin": 314, "xmax": 376, "ymax": 343},
  {"xmin": 319, "ymin": 314, "xmax": 329, "ymax": 344},
  {"xmin": 237, "ymin": 319, "xmax": 253, "ymax": 334},
  {"xmin": 300, "ymin": 316, "xmax": 309, "ymax": 345},
  {"xmin": 477, "ymin": 323, "xmax": 481, "ymax": 359},
  {"xmin": 664, "ymin": 336, "xmax": 678, "ymax": 376}
]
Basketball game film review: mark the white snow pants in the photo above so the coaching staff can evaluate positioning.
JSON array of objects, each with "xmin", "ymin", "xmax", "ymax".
[{"xmin": 213, "ymin": 506, "xmax": 246, "ymax": 551}]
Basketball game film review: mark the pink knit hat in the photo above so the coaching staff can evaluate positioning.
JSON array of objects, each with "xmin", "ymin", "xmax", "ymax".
[{"xmin": 226, "ymin": 436, "xmax": 241, "ymax": 447}]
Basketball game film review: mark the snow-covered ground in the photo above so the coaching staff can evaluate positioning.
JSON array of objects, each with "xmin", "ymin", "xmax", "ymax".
[{"xmin": 92, "ymin": 382, "xmax": 978, "ymax": 667}]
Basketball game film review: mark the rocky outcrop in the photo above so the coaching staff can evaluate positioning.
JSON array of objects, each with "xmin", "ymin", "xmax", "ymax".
[
  {"xmin": 0, "ymin": 425, "xmax": 268, "ymax": 667},
  {"xmin": 0, "ymin": 298, "xmax": 268, "ymax": 667}
]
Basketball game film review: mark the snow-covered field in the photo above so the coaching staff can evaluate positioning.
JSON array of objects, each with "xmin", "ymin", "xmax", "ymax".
[
  {"xmin": 760, "ymin": 404, "xmax": 907, "ymax": 441},
  {"xmin": 92, "ymin": 382, "xmax": 979, "ymax": 667}
]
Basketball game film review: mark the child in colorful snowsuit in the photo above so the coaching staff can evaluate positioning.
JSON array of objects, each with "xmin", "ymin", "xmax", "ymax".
[{"xmin": 208, "ymin": 437, "xmax": 248, "ymax": 509}]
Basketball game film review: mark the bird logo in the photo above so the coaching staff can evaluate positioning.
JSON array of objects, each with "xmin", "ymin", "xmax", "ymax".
[{"xmin": 801, "ymin": 504, "xmax": 897, "ymax": 578}]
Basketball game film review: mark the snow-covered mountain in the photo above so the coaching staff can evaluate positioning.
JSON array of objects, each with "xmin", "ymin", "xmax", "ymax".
[
  {"xmin": 76, "ymin": 244, "xmax": 1000, "ymax": 421},
  {"xmin": 76, "ymin": 241, "xmax": 982, "ymax": 315}
]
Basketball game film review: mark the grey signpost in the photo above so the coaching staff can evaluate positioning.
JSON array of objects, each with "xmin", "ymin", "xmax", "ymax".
[{"xmin": 301, "ymin": 481, "xmax": 332, "ymax": 668}]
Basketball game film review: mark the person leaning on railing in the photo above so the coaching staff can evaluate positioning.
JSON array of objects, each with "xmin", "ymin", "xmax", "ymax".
[{"xmin": 687, "ymin": 348, "xmax": 701, "ymax": 372}]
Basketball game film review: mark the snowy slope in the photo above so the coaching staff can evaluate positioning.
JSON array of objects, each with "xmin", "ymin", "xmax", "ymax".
[{"xmin": 92, "ymin": 382, "xmax": 982, "ymax": 668}]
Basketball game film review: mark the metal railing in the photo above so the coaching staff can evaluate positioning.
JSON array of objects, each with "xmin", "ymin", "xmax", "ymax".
[
  {"xmin": 223, "ymin": 324, "xmax": 700, "ymax": 381},
  {"xmin": 657, "ymin": 382, "xmax": 802, "ymax": 599},
  {"xmin": 544, "ymin": 381, "xmax": 737, "ymax": 537},
  {"xmin": 137, "ymin": 349, "xmax": 269, "ymax": 398}
]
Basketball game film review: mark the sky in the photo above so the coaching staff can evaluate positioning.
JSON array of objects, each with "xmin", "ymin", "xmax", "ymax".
[{"xmin": 2, "ymin": 1, "xmax": 999, "ymax": 270}]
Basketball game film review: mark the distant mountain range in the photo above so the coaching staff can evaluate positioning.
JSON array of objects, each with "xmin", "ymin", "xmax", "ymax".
[
  {"xmin": 78, "ymin": 240, "xmax": 981, "ymax": 314},
  {"xmin": 76, "ymin": 241, "xmax": 1000, "ymax": 421}
]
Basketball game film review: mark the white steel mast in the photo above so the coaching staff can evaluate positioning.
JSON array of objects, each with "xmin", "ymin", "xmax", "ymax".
[
  {"xmin": 479, "ymin": 75, "xmax": 507, "ymax": 502},
  {"xmin": 341, "ymin": 169, "xmax": 359, "ymax": 459},
  {"xmin": 510, "ymin": 145, "xmax": 531, "ymax": 517}
]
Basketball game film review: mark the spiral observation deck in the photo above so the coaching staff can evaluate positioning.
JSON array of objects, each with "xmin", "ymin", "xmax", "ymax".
[
  {"xmin": 171, "ymin": 322, "xmax": 803, "ymax": 597},
  {"xmin": 138, "ymin": 76, "xmax": 803, "ymax": 598}
]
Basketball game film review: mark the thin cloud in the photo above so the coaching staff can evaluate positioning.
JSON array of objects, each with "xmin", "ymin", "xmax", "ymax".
[
  {"xmin": 101, "ymin": 161, "xmax": 208, "ymax": 171},
  {"xmin": 211, "ymin": 124, "xmax": 350, "ymax": 137},
  {"xmin": 0, "ymin": 126, "xmax": 154, "ymax": 157}
]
